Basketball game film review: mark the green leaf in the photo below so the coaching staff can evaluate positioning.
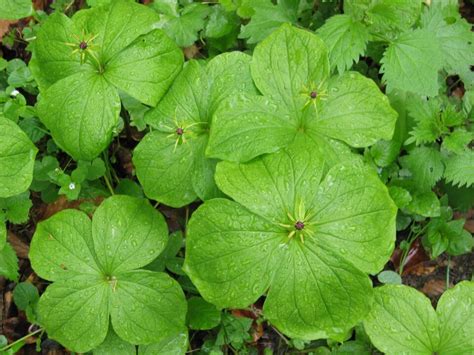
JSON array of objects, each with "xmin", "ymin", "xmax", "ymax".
[
  {"xmin": 37, "ymin": 72, "xmax": 121, "ymax": 161},
  {"xmin": 160, "ymin": 3, "xmax": 210, "ymax": 47},
  {"xmin": 377, "ymin": 270, "xmax": 402, "ymax": 285},
  {"xmin": 239, "ymin": 0, "xmax": 298, "ymax": 44},
  {"xmin": 388, "ymin": 186, "xmax": 412, "ymax": 209},
  {"xmin": 187, "ymin": 296, "xmax": 221, "ymax": 330},
  {"xmin": 442, "ymin": 129, "xmax": 473, "ymax": 154},
  {"xmin": 437, "ymin": 281, "xmax": 474, "ymax": 353},
  {"xmin": 400, "ymin": 147, "xmax": 445, "ymax": 192},
  {"xmin": 93, "ymin": 328, "xmax": 135, "ymax": 355},
  {"xmin": 184, "ymin": 143, "xmax": 396, "ymax": 339},
  {"xmin": 209, "ymin": 24, "xmax": 396, "ymax": 164},
  {"xmin": 443, "ymin": 220, "xmax": 473, "ymax": 256},
  {"xmin": 443, "ymin": 150, "xmax": 474, "ymax": 187},
  {"xmin": 317, "ymin": 14, "xmax": 370, "ymax": 74},
  {"xmin": 29, "ymin": 196, "xmax": 186, "ymax": 352},
  {"xmin": 30, "ymin": 13, "xmax": 91, "ymax": 89},
  {"xmin": 0, "ymin": 118, "xmax": 38, "ymax": 198},
  {"xmin": 135, "ymin": 52, "xmax": 255, "ymax": 207},
  {"xmin": 406, "ymin": 191, "xmax": 441, "ymax": 218},
  {"xmin": 138, "ymin": 330, "xmax": 188, "ymax": 355},
  {"xmin": 110, "ymin": 270, "xmax": 186, "ymax": 345},
  {"xmin": 405, "ymin": 97, "xmax": 446, "ymax": 145},
  {"xmin": 0, "ymin": 0, "xmax": 33, "ymax": 20},
  {"xmin": 13, "ymin": 282, "xmax": 39, "ymax": 311},
  {"xmin": 364, "ymin": 282, "xmax": 474, "ymax": 354},
  {"xmin": 381, "ymin": 29, "xmax": 443, "ymax": 97},
  {"xmin": 104, "ymin": 29, "xmax": 183, "ymax": 106},
  {"xmin": 0, "ymin": 242, "xmax": 18, "ymax": 281},
  {"xmin": 145, "ymin": 231, "xmax": 183, "ymax": 273},
  {"xmin": 0, "ymin": 191, "xmax": 32, "ymax": 224}
]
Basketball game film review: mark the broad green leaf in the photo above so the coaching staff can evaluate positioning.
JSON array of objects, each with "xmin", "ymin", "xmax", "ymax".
[
  {"xmin": 91, "ymin": 195, "xmax": 167, "ymax": 274},
  {"xmin": 185, "ymin": 144, "xmax": 396, "ymax": 339},
  {"xmin": 0, "ymin": 118, "xmax": 37, "ymax": 198},
  {"xmin": 85, "ymin": 0, "xmax": 161, "ymax": 63},
  {"xmin": 187, "ymin": 296, "xmax": 221, "ymax": 330},
  {"xmin": 317, "ymin": 14, "xmax": 369, "ymax": 74},
  {"xmin": 93, "ymin": 328, "xmax": 135, "ymax": 355},
  {"xmin": 0, "ymin": 242, "xmax": 18, "ymax": 281},
  {"xmin": 239, "ymin": 0, "xmax": 298, "ymax": 44},
  {"xmin": 37, "ymin": 72, "xmax": 121, "ymax": 161},
  {"xmin": 110, "ymin": 270, "xmax": 186, "ymax": 345},
  {"xmin": 104, "ymin": 29, "xmax": 183, "ymax": 106},
  {"xmin": 135, "ymin": 52, "xmax": 255, "ymax": 207},
  {"xmin": 443, "ymin": 150, "xmax": 474, "ymax": 187},
  {"xmin": 209, "ymin": 24, "xmax": 396, "ymax": 164},
  {"xmin": 437, "ymin": 281, "xmax": 474, "ymax": 353},
  {"xmin": 309, "ymin": 72, "xmax": 396, "ymax": 147},
  {"xmin": 30, "ymin": 13, "xmax": 91, "ymax": 89},
  {"xmin": 138, "ymin": 330, "xmax": 188, "ymax": 355},
  {"xmin": 381, "ymin": 29, "xmax": 443, "ymax": 97},
  {"xmin": 388, "ymin": 186, "xmax": 412, "ymax": 209},
  {"xmin": 364, "ymin": 282, "xmax": 474, "ymax": 355},
  {"xmin": 29, "ymin": 209, "xmax": 99, "ymax": 281},
  {"xmin": 207, "ymin": 94, "xmax": 296, "ymax": 162},
  {"xmin": 406, "ymin": 191, "xmax": 441, "ymax": 218},
  {"xmin": 184, "ymin": 198, "xmax": 284, "ymax": 308},
  {"xmin": 0, "ymin": 0, "xmax": 33, "ymax": 20},
  {"xmin": 29, "ymin": 196, "xmax": 186, "ymax": 352},
  {"xmin": 363, "ymin": 285, "xmax": 439, "ymax": 354},
  {"xmin": 251, "ymin": 24, "xmax": 329, "ymax": 116},
  {"xmin": 400, "ymin": 147, "xmax": 445, "ymax": 192},
  {"xmin": 37, "ymin": 275, "xmax": 111, "ymax": 353},
  {"xmin": 377, "ymin": 270, "xmax": 402, "ymax": 285}
]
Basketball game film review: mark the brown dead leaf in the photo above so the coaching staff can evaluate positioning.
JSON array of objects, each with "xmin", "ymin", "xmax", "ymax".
[
  {"xmin": 38, "ymin": 196, "xmax": 104, "ymax": 221},
  {"xmin": 184, "ymin": 44, "xmax": 200, "ymax": 59},
  {"xmin": 391, "ymin": 239, "xmax": 430, "ymax": 275},
  {"xmin": 0, "ymin": 20, "xmax": 16, "ymax": 42},
  {"xmin": 421, "ymin": 279, "xmax": 448, "ymax": 298},
  {"xmin": 7, "ymin": 231, "xmax": 29, "ymax": 259}
]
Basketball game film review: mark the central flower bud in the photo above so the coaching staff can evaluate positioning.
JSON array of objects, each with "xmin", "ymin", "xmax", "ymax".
[
  {"xmin": 176, "ymin": 127, "xmax": 184, "ymax": 136},
  {"xmin": 310, "ymin": 91, "xmax": 317, "ymax": 99},
  {"xmin": 79, "ymin": 41, "xmax": 88, "ymax": 50},
  {"xmin": 294, "ymin": 221, "xmax": 305, "ymax": 230}
]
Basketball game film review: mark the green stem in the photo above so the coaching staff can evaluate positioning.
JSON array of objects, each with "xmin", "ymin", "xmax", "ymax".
[
  {"xmin": 103, "ymin": 174, "xmax": 115, "ymax": 196},
  {"xmin": 446, "ymin": 255, "xmax": 451, "ymax": 290},
  {"xmin": 0, "ymin": 328, "xmax": 43, "ymax": 352},
  {"xmin": 399, "ymin": 224, "xmax": 428, "ymax": 275}
]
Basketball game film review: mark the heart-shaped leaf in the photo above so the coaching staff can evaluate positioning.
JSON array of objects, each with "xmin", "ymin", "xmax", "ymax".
[
  {"xmin": 29, "ymin": 195, "xmax": 187, "ymax": 352},
  {"xmin": 33, "ymin": 0, "xmax": 183, "ymax": 160},
  {"xmin": 0, "ymin": 118, "xmax": 37, "ymax": 198},
  {"xmin": 134, "ymin": 52, "xmax": 256, "ymax": 207},
  {"xmin": 363, "ymin": 281, "xmax": 474, "ymax": 354},
  {"xmin": 207, "ymin": 24, "xmax": 397, "ymax": 165},
  {"xmin": 184, "ymin": 140, "xmax": 397, "ymax": 339}
]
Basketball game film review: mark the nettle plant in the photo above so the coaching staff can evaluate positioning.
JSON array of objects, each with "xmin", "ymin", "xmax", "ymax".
[
  {"xmin": 29, "ymin": 195, "xmax": 187, "ymax": 352},
  {"xmin": 184, "ymin": 140, "xmax": 397, "ymax": 339},
  {"xmin": 31, "ymin": 0, "xmax": 183, "ymax": 160},
  {"xmin": 364, "ymin": 281, "xmax": 474, "ymax": 354},
  {"xmin": 133, "ymin": 52, "xmax": 256, "ymax": 207}
]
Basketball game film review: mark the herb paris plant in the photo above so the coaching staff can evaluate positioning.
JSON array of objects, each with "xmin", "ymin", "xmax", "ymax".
[
  {"xmin": 29, "ymin": 195, "xmax": 187, "ymax": 352},
  {"xmin": 207, "ymin": 24, "xmax": 397, "ymax": 165},
  {"xmin": 133, "ymin": 52, "xmax": 256, "ymax": 208},
  {"xmin": 31, "ymin": 0, "xmax": 183, "ymax": 160},
  {"xmin": 184, "ymin": 139, "xmax": 397, "ymax": 340},
  {"xmin": 363, "ymin": 281, "xmax": 474, "ymax": 354}
]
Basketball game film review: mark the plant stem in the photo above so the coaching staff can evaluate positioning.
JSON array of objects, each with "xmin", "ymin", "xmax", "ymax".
[
  {"xmin": 0, "ymin": 328, "xmax": 43, "ymax": 352},
  {"xmin": 446, "ymin": 255, "xmax": 451, "ymax": 290},
  {"xmin": 103, "ymin": 174, "xmax": 115, "ymax": 196},
  {"xmin": 399, "ymin": 224, "xmax": 428, "ymax": 275}
]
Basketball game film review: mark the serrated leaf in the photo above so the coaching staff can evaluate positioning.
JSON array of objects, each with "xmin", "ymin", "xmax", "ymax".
[
  {"xmin": 187, "ymin": 296, "xmax": 221, "ymax": 330},
  {"xmin": 442, "ymin": 129, "xmax": 473, "ymax": 154},
  {"xmin": 0, "ymin": 0, "xmax": 33, "ymax": 20},
  {"xmin": 405, "ymin": 96, "xmax": 445, "ymax": 145},
  {"xmin": 29, "ymin": 196, "xmax": 186, "ymax": 352},
  {"xmin": 134, "ymin": 52, "xmax": 255, "ymax": 207},
  {"xmin": 443, "ymin": 150, "xmax": 474, "ymax": 187},
  {"xmin": 239, "ymin": 0, "xmax": 298, "ymax": 44},
  {"xmin": 317, "ymin": 14, "xmax": 369, "ymax": 74},
  {"xmin": 381, "ymin": 29, "xmax": 443, "ymax": 97},
  {"xmin": 37, "ymin": 72, "xmax": 121, "ymax": 161},
  {"xmin": 364, "ymin": 282, "xmax": 474, "ymax": 354},
  {"xmin": 0, "ymin": 242, "xmax": 18, "ymax": 281},
  {"xmin": 0, "ymin": 192, "xmax": 32, "ymax": 224},
  {"xmin": 0, "ymin": 118, "xmax": 37, "ymax": 198},
  {"xmin": 400, "ymin": 146, "xmax": 445, "ymax": 192},
  {"xmin": 184, "ymin": 142, "xmax": 396, "ymax": 339},
  {"xmin": 160, "ymin": 3, "xmax": 210, "ymax": 47}
]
